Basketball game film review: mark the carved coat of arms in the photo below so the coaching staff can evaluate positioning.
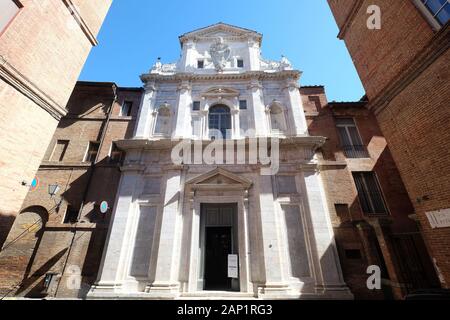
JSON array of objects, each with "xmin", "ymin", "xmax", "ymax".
[{"xmin": 209, "ymin": 37, "xmax": 231, "ymax": 71}]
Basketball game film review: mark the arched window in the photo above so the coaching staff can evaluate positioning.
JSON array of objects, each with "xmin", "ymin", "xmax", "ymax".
[
  {"xmin": 269, "ymin": 104, "xmax": 287, "ymax": 133},
  {"xmin": 209, "ymin": 105, "xmax": 231, "ymax": 139},
  {"xmin": 154, "ymin": 105, "xmax": 171, "ymax": 136}
]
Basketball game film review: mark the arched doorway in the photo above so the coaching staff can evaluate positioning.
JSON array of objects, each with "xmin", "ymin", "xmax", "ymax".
[
  {"xmin": 0, "ymin": 206, "xmax": 48, "ymax": 297},
  {"xmin": 209, "ymin": 104, "xmax": 231, "ymax": 139}
]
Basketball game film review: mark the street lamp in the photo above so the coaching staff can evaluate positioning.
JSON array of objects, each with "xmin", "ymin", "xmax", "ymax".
[
  {"xmin": 48, "ymin": 184, "xmax": 60, "ymax": 198},
  {"xmin": 48, "ymin": 184, "xmax": 62, "ymax": 211}
]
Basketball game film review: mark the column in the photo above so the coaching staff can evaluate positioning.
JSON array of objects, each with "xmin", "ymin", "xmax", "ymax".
[
  {"xmin": 134, "ymin": 82, "xmax": 156, "ymax": 139},
  {"xmin": 146, "ymin": 168, "xmax": 182, "ymax": 297},
  {"xmin": 187, "ymin": 192, "xmax": 200, "ymax": 292},
  {"xmin": 302, "ymin": 168, "xmax": 353, "ymax": 299},
  {"xmin": 173, "ymin": 80, "xmax": 192, "ymax": 139},
  {"xmin": 231, "ymin": 108, "xmax": 240, "ymax": 139},
  {"xmin": 238, "ymin": 191, "xmax": 252, "ymax": 292},
  {"xmin": 257, "ymin": 174, "xmax": 290, "ymax": 297},
  {"xmin": 283, "ymin": 78, "xmax": 308, "ymax": 136}
]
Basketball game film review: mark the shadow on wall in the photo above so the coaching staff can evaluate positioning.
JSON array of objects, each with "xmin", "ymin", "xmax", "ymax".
[
  {"xmin": 0, "ymin": 156, "xmax": 120, "ymax": 299},
  {"xmin": 0, "ymin": 214, "xmax": 16, "ymax": 249},
  {"xmin": 0, "ymin": 206, "xmax": 49, "ymax": 298}
]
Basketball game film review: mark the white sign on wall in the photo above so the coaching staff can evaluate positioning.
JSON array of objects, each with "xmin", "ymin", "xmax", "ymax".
[
  {"xmin": 426, "ymin": 208, "xmax": 450, "ymax": 229},
  {"xmin": 228, "ymin": 254, "xmax": 239, "ymax": 279}
]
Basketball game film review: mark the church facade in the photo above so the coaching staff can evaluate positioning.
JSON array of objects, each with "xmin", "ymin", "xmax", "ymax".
[{"xmin": 88, "ymin": 23, "xmax": 353, "ymax": 299}]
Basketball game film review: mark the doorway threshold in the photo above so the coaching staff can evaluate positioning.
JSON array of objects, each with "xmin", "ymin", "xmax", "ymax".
[{"xmin": 180, "ymin": 291, "xmax": 257, "ymax": 300}]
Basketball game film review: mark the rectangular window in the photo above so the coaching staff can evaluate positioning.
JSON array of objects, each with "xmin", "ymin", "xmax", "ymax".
[
  {"xmin": 0, "ymin": 0, "xmax": 21, "ymax": 33},
  {"xmin": 120, "ymin": 101, "xmax": 133, "ymax": 117},
  {"xmin": 84, "ymin": 141, "xmax": 100, "ymax": 163},
  {"xmin": 239, "ymin": 100, "xmax": 247, "ymax": 110},
  {"xmin": 63, "ymin": 205, "xmax": 78, "ymax": 224},
  {"xmin": 197, "ymin": 60, "xmax": 204, "ymax": 69},
  {"xmin": 50, "ymin": 140, "xmax": 69, "ymax": 162},
  {"xmin": 109, "ymin": 142, "xmax": 123, "ymax": 163},
  {"xmin": 237, "ymin": 59, "xmax": 244, "ymax": 68},
  {"xmin": 334, "ymin": 203, "xmax": 350, "ymax": 219},
  {"xmin": 345, "ymin": 249, "xmax": 362, "ymax": 260},
  {"xmin": 193, "ymin": 101, "xmax": 201, "ymax": 111},
  {"xmin": 353, "ymin": 172, "xmax": 388, "ymax": 215},
  {"xmin": 336, "ymin": 118, "xmax": 369, "ymax": 158},
  {"xmin": 308, "ymin": 96, "xmax": 322, "ymax": 111},
  {"xmin": 420, "ymin": 0, "xmax": 450, "ymax": 26}
]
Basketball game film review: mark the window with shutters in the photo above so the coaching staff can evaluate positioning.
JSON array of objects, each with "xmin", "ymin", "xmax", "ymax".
[
  {"xmin": 120, "ymin": 101, "xmax": 133, "ymax": 117},
  {"xmin": 336, "ymin": 118, "xmax": 370, "ymax": 158},
  {"xmin": 353, "ymin": 172, "xmax": 389, "ymax": 215},
  {"xmin": 84, "ymin": 142, "xmax": 100, "ymax": 163}
]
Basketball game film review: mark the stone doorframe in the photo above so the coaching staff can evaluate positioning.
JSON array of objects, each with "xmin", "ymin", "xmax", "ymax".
[{"xmin": 184, "ymin": 168, "xmax": 253, "ymax": 294}]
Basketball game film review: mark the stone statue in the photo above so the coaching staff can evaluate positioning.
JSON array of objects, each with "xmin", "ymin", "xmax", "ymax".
[
  {"xmin": 209, "ymin": 37, "xmax": 231, "ymax": 72},
  {"xmin": 151, "ymin": 57, "xmax": 162, "ymax": 72},
  {"xmin": 280, "ymin": 55, "xmax": 292, "ymax": 70}
]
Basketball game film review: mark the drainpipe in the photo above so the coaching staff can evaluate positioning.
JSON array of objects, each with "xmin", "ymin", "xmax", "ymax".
[
  {"xmin": 77, "ymin": 83, "xmax": 117, "ymax": 221},
  {"xmin": 55, "ymin": 83, "xmax": 117, "ymax": 297}
]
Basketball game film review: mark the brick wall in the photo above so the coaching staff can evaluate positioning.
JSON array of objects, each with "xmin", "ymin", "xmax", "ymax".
[
  {"xmin": 302, "ymin": 86, "xmax": 438, "ymax": 299},
  {"xmin": 328, "ymin": 0, "xmax": 450, "ymax": 287},
  {"xmin": 0, "ymin": 0, "xmax": 112, "ymax": 244},
  {"xmin": 0, "ymin": 82, "xmax": 142, "ymax": 298}
]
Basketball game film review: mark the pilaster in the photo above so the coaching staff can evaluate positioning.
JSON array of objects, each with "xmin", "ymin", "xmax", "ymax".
[
  {"xmin": 146, "ymin": 168, "xmax": 182, "ymax": 297},
  {"xmin": 173, "ymin": 81, "xmax": 192, "ymax": 139},
  {"xmin": 283, "ymin": 78, "xmax": 308, "ymax": 136},
  {"xmin": 134, "ymin": 82, "xmax": 157, "ymax": 138}
]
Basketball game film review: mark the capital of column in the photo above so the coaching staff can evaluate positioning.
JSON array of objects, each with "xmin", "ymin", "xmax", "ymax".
[
  {"xmin": 177, "ymin": 80, "xmax": 192, "ymax": 92},
  {"xmin": 283, "ymin": 79, "xmax": 299, "ymax": 91},
  {"xmin": 144, "ymin": 81, "xmax": 157, "ymax": 92},
  {"xmin": 248, "ymin": 79, "xmax": 263, "ymax": 91}
]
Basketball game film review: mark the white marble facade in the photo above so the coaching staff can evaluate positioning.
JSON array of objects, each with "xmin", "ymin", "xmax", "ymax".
[{"xmin": 88, "ymin": 23, "xmax": 352, "ymax": 299}]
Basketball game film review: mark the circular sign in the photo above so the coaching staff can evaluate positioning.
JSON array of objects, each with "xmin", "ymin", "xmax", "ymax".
[
  {"xmin": 100, "ymin": 201, "xmax": 109, "ymax": 214},
  {"xmin": 30, "ymin": 177, "xmax": 39, "ymax": 192}
]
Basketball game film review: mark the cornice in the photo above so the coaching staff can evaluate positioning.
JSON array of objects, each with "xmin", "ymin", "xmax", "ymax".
[
  {"xmin": 337, "ymin": 0, "xmax": 365, "ymax": 40},
  {"xmin": 61, "ymin": 0, "xmax": 98, "ymax": 46},
  {"xmin": 0, "ymin": 55, "xmax": 67, "ymax": 120},
  {"xmin": 368, "ymin": 23, "xmax": 450, "ymax": 115},
  {"xmin": 115, "ymin": 135, "xmax": 327, "ymax": 152},
  {"xmin": 140, "ymin": 70, "xmax": 302, "ymax": 84},
  {"xmin": 179, "ymin": 23, "xmax": 263, "ymax": 46}
]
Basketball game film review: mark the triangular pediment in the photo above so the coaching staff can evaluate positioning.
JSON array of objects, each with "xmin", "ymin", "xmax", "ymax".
[
  {"xmin": 179, "ymin": 22, "xmax": 262, "ymax": 44},
  {"xmin": 186, "ymin": 168, "xmax": 252, "ymax": 190},
  {"xmin": 202, "ymin": 86, "xmax": 240, "ymax": 97}
]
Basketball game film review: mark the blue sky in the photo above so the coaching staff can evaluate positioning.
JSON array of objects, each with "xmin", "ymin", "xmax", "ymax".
[{"xmin": 79, "ymin": 0, "xmax": 365, "ymax": 102}]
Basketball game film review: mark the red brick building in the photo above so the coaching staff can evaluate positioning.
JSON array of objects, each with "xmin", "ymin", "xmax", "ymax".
[
  {"xmin": 303, "ymin": 86, "xmax": 439, "ymax": 299},
  {"xmin": 0, "ymin": 81, "xmax": 142, "ymax": 298},
  {"xmin": 0, "ymin": 0, "xmax": 112, "ymax": 247},
  {"xmin": 327, "ymin": 0, "xmax": 450, "ymax": 286}
]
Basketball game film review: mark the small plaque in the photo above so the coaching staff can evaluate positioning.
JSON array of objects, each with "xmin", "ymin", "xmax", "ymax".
[
  {"xmin": 228, "ymin": 254, "xmax": 239, "ymax": 279},
  {"xmin": 426, "ymin": 209, "xmax": 450, "ymax": 229}
]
